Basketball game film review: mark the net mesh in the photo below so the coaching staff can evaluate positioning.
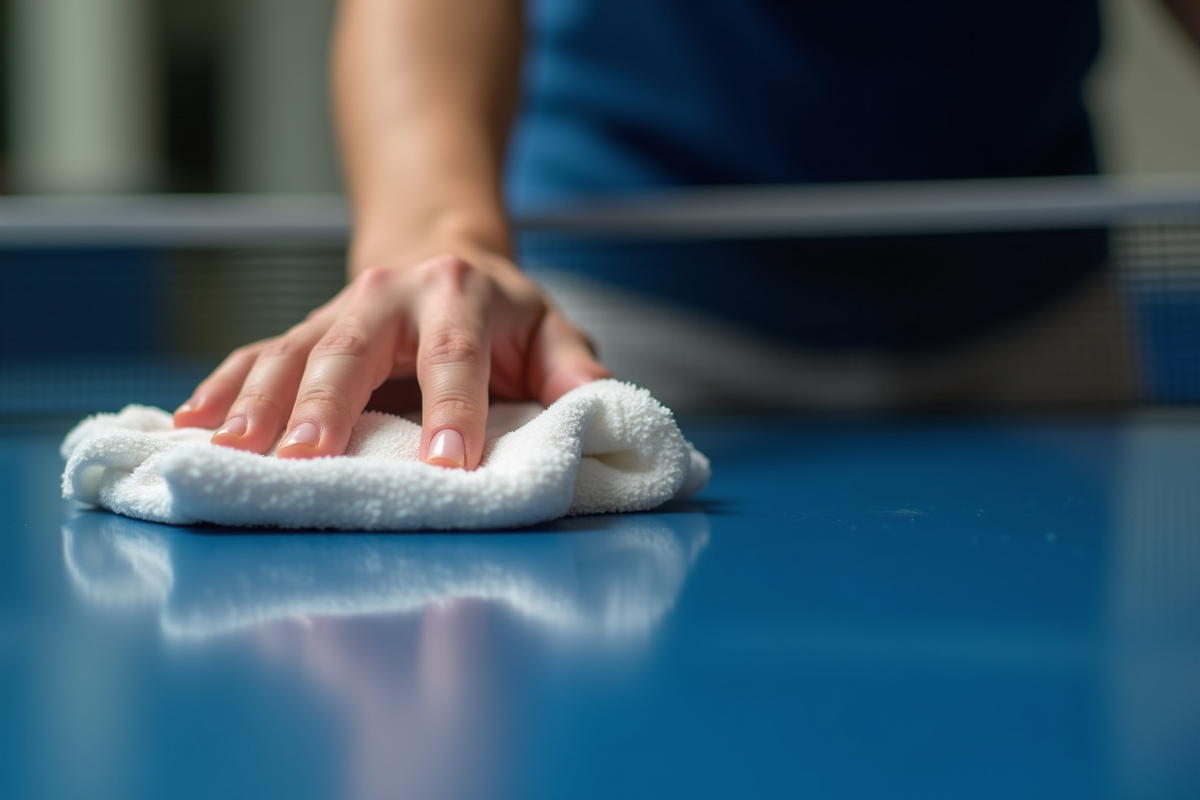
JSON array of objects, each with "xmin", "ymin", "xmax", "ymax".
[{"xmin": 2, "ymin": 211, "xmax": 1200, "ymax": 418}]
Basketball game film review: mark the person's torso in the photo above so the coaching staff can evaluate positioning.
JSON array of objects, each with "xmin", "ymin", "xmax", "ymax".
[
  {"xmin": 508, "ymin": 0, "xmax": 1100, "ymax": 207},
  {"xmin": 508, "ymin": 0, "xmax": 1106, "ymax": 352}
]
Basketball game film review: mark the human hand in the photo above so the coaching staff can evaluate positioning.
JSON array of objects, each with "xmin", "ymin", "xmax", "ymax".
[{"xmin": 173, "ymin": 251, "xmax": 610, "ymax": 469}]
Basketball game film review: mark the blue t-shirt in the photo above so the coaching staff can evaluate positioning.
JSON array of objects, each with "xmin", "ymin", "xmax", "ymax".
[{"xmin": 506, "ymin": 0, "xmax": 1106, "ymax": 351}]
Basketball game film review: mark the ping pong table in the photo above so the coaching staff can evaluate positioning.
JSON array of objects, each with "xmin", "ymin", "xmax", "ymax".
[
  {"xmin": 3, "ymin": 414, "xmax": 1200, "ymax": 799},
  {"xmin": 3, "ymin": 178, "xmax": 1200, "ymax": 799}
]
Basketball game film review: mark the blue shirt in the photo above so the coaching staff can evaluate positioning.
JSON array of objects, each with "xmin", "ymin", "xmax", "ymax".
[{"xmin": 507, "ymin": 0, "xmax": 1106, "ymax": 351}]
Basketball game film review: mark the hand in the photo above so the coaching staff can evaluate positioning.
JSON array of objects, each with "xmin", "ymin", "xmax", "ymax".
[{"xmin": 173, "ymin": 251, "xmax": 610, "ymax": 469}]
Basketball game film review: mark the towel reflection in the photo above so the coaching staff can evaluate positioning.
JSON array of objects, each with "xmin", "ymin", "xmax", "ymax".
[
  {"xmin": 62, "ymin": 511, "xmax": 708, "ymax": 641},
  {"xmin": 61, "ymin": 512, "xmax": 709, "ymax": 800}
]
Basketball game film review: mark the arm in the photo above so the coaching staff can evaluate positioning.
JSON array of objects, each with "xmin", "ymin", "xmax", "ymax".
[
  {"xmin": 335, "ymin": 0, "xmax": 520, "ymax": 270},
  {"xmin": 175, "ymin": 0, "xmax": 609, "ymax": 468}
]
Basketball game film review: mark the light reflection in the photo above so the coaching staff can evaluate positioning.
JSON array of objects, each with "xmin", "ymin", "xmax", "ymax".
[
  {"xmin": 61, "ymin": 511, "xmax": 708, "ymax": 642},
  {"xmin": 61, "ymin": 511, "xmax": 708, "ymax": 800}
]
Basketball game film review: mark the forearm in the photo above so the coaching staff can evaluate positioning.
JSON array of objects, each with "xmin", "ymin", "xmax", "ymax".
[{"xmin": 332, "ymin": 0, "xmax": 523, "ymax": 274}]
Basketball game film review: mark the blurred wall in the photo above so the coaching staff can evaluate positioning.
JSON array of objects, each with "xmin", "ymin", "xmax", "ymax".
[
  {"xmin": 2, "ymin": 0, "xmax": 340, "ymax": 195},
  {"xmin": 7, "ymin": 0, "xmax": 159, "ymax": 193},
  {"xmin": 2, "ymin": 0, "xmax": 1200, "ymax": 195},
  {"xmin": 218, "ymin": 0, "xmax": 340, "ymax": 193}
]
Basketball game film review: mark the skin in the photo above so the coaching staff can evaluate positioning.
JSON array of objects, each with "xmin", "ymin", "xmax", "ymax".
[
  {"xmin": 174, "ymin": 0, "xmax": 608, "ymax": 469},
  {"xmin": 176, "ymin": 0, "xmax": 1200, "ymax": 466}
]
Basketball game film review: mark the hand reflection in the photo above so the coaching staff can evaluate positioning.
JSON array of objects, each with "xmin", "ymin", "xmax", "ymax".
[{"xmin": 61, "ymin": 511, "xmax": 709, "ymax": 800}]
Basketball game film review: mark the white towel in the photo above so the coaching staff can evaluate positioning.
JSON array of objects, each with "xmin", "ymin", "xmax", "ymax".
[{"xmin": 61, "ymin": 380, "xmax": 711, "ymax": 531}]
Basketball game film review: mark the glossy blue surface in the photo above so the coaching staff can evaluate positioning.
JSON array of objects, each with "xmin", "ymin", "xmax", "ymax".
[{"xmin": 3, "ymin": 416, "xmax": 1200, "ymax": 800}]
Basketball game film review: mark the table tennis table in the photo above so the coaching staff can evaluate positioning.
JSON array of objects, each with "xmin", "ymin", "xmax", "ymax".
[
  {"xmin": 4, "ymin": 414, "xmax": 1200, "ymax": 799},
  {"xmin": 3, "ymin": 177, "xmax": 1200, "ymax": 799}
]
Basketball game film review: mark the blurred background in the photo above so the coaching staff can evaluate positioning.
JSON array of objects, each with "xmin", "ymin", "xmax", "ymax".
[
  {"xmin": 2, "ymin": 0, "xmax": 1200, "ymax": 416},
  {"xmin": 3, "ymin": 0, "xmax": 1200, "ymax": 195},
  {"xmin": 2, "ymin": 0, "xmax": 340, "ymax": 195},
  {"xmin": 1, "ymin": 0, "xmax": 348, "ymax": 416}
]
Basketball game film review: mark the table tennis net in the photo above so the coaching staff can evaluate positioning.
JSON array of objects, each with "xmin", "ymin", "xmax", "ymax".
[{"xmin": 3, "ymin": 212, "xmax": 1200, "ymax": 417}]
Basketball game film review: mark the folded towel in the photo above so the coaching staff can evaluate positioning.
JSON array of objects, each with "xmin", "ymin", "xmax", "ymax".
[{"xmin": 61, "ymin": 380, "xmax": 711, "ymax": 531}]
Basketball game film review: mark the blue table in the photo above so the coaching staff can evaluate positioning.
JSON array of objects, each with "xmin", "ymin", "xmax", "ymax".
[{"xmin": 3, "ymin": 415, "xmax": 1199, "ymax": 800}]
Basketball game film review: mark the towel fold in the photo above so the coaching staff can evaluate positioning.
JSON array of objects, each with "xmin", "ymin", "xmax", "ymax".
[{"xmin": 61, "ymin": 380, "xmax": 711, "ymax": 530}]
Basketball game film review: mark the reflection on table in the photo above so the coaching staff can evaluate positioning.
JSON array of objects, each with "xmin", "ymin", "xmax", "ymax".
[{"xmin": 61, "ymin": 510, "xmax": 709, "ymax": 800}]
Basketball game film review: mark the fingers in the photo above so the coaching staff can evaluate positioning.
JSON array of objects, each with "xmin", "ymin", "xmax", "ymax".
[
  {"xmin": 527, "ymin": 309, "xmax": 612, "ymax": 407},
  {"xmin": 176, "ymin": 281, "xmax": 362, "ymax": 448},
  {"xmin": 176, "ymin": 254, "xmax": 599, "ymax": 472},
  {"xmin": 174, "ymin": 343, "xmax": 264, "ymax": 430},
  {"xmin": 276, "ymin": 269, "xmax": 402, "ymax": 459},
  {"xmin": 209, "ymin": 321, "xmax": 330, "ymax": 453},
  {"xmin": 416, "ymin": 257, "xmax": 492, "ymax": 470}
]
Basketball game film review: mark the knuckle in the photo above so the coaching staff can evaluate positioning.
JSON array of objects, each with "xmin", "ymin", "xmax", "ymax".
[
  {"xmin": 258, "ymin": 333, "xmax": 305, "ymax": 360},
  {"xmin": 417, "ymin": 254, "xmax": 479, "ymax": 292},
  {"xmin": 427, "ymin": 395, "xmax": 485, "ymax": 421},
  {"xmin": 354, "ymin": 266, "xmax": 393, "ymax": 293},
  {"xmin": 236, "ymin": 388, "xmax": 285, "ymax": 418},
  {"xmin": 422, "ymin": 329, "xmax": 481, "ymax": 366},
  {"xmin": 294, "ymin": 386, "xmax": 353, "ymax": 421},
  {"xmin": 311, "ymin": 330, "xmax": 372, "ymax": 360},
  {"xmin": 427, "ymin": 254, "xmax": 472, "ymax": 279}
]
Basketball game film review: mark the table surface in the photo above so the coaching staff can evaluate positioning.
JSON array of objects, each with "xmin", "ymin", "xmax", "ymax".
[{"xmin": 3, "ymin": 414, "xmax": 1200, "ymax": 800}]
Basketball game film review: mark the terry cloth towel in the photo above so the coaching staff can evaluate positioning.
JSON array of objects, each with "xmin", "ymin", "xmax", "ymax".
[{"xmin": 61, "ymin": 380, "xmax": 711, "ymax": 531}]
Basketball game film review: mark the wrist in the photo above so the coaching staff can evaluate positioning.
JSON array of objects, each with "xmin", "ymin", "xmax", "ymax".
[{"xmin": 349, "ymin": 210, "xmax": 512, "ymax": 277}]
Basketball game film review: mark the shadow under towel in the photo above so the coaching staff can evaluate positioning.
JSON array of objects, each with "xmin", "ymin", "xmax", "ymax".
[{"xmin": 60, "ymin": 381, "xmax": 711, "ymax": 531}]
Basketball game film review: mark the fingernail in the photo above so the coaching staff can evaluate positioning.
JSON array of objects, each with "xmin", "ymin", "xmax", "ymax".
[
  {"xmin": 216, "ymin": 416, "xmax": 248, "ymax": 437},
  {"xmin": 177, "ymin": 396, "xmax": 201, "ymax": 414},
  {"xmin": 427, "ymin": 428, "xmax": 466, "ymax": 468},
  {"xmin": 280, "ymin": 421, "xmax": 320, "ymax": 449}
]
